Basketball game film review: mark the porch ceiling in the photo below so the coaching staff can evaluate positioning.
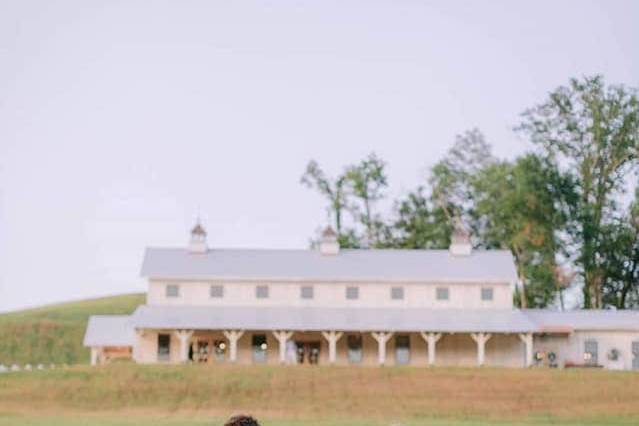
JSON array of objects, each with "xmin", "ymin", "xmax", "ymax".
[{"xmin": 130, "ymin": 305, "xmax": 539, "ymax": 333}]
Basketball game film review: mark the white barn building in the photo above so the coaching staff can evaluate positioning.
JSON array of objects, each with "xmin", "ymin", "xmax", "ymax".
[{"xmin": 84, "ymin": 223, "xmax": 639, "ymax": 369}]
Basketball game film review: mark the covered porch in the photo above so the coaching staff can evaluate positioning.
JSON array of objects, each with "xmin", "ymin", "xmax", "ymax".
[
  {"xmin": 135, "ymin": 329, "xmax": 534, "ymax": 367},
  {"xmin": 130, "ymin": 305, "xmax": 538, "ymax": 367}
]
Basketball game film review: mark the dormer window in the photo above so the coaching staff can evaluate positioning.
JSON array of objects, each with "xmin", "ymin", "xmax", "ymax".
[{"xmin": 165, "ymin": 284, "xmax": 180, "ymax": 298}]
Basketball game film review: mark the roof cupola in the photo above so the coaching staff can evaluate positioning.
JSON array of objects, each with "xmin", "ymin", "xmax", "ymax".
[
  {"xmin": 449, "ymin": 218, "xmax": 472, "ymax": 256},
  {"xmin": 319, "ymin": 226, "xmax": 340, "ymax": 255},
  {"xmin": 189, "ymin": 220, "xmax": 208, "ymax": 254}
]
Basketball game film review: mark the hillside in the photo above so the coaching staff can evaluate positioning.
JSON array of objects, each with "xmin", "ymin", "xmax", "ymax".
[
  {"xmin": 1, "ymin": 364, "xmax": 639, "ymax": 425},
  {"xmin": 0, "ymin": 294, "xmax": 145, "ymax": 365}
]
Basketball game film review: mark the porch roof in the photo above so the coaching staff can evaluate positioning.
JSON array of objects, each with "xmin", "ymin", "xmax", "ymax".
[
  {"xmin": 83, "ymin": 315, "xmax": 136, "ymax": 347},
  {"xmin": 523, "ymin": 309, "xmax": 639, "ymax": 332},
  {"xmin": 130, "ymin": 305, "xmax": 539, "ymax": 333}
]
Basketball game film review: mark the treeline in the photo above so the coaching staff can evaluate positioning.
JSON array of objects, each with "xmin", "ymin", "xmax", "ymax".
[{"xmin": 301, "ymin": 76, "xmax": 639, "ymax": 310}]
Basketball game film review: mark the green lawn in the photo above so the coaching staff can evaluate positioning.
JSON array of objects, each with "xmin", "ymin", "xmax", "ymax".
[
  {"xmin": 0, "ymin": 293, "xmax": 144, "ymax": 365},
  {"xmin": 0, "ymin": 416, "xmax": 638, "ymax": 426},
  {"xmin": 1, "ymin": 364, "xmax": 638, "ymax": 425}
]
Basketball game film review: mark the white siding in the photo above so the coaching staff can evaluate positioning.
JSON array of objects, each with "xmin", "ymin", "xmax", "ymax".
[
  {"xmin": 534, "ymin": 331, "xmax": 639, "ymax": 370},
  {"xmin": 147, "ymin": 279, "xmax": 513, "ymax": 309}
]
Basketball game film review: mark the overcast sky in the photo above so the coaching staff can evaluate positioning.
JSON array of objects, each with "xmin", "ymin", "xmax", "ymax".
[{"xmin": 1, "ymin": 1, "xmax": 638, "ymax": 312}]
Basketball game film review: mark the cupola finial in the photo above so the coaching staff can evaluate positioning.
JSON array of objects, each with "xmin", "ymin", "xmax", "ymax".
[{"xmin": 189, "ymin": 219, "xmax": 208, "ymax": 253}]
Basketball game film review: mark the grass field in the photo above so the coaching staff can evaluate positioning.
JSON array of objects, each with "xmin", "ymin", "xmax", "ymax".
[
  {"xmin": 1, "ymin": 296, "xmax": 638, "ymax": 425},
  {"xmin": 1, "ymin": 418, "xmax": 638, "ymax": 426},
  {"xmin": 0, "ymin": 293, "xmax": 144, "ymax": 365},
  {"xmin": 1, "ymin": 364, "xmax": 639, "ymax": 425}
]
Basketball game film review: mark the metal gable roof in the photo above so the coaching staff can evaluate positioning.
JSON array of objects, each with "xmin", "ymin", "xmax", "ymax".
[{"xmin": 140, "ymin": 247, "xmax": 518, "ymax": 283}]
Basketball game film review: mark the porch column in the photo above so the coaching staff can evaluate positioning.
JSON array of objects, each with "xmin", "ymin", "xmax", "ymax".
[
  {"xmin": 321, "ymin": 331, "xmax": 344, "ymax": 364},
  {"xmin": 175, "ymin": 330, "xmax": 194, "ymax": 363},
  {"xmin": 272, "ymin": 330, "xmax": 294, "ymax": 364},
  {"xmin": 470, "ymin": 332, "xmax": 491, "ymax": 366},
  {"xmin": 519, "ymin": 333, "xmax": 534, "ymax": 367},
  {"xmin": 371, "ymin": 332, "xmax": 393, "ymax": 366},
  {"xmin": 90, "ymin": 347, "xmax": 101, "ymax": 366},
  {"xmin": 420, "ymin": 332, "xmax": 442, "ymax": 367},
  {"xmin": 132, "ymin": 329, "xmax": 145, "ymax": 362},
  {"xmin": 223, "ymin": 330, "xmax": 244, "ymax": 363}
]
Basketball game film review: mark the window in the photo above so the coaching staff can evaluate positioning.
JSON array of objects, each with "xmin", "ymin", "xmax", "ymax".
[
  {"xmin": 300, "ymin": 285, "xmax": 314, "ymax": 299},
  {"xmin": 395, "ymin": 335, "xmax": 410, "ymax": 365},
  {"xmin": 157, "ymin": 334, "xmax": 171, "ymax": 362},
  {"xmin": 391, "ymin": 287, "xmax": 404, "ymax": 300},
  {"xmin": 346, "ymin": 286, "xmax": 359, "ymax": 300},
  {"xmin": 252, "ymin": 334, "xmax": 267, "ymax": 363},
  {"xmin": 436, "ymin": 287, "xmax": 449, "ymax": 301},
  {"xmin": 165, "ymin": 284, "xmax": 180, "ymax": 298},
  {"xmin": 584, "ymin": 340, "xmax": 598, "ymax": 365},
  {"xmin": 481, "ymin": 287, "xmax": 494, "ymax": 301},
  {"xmin": 210, "ymin": 285, "xmax": 224, "ymax": 298},
  {"xmin": 347, "ymin": 335, "xmax": 363, "ymax": 363},
  {"xmin": 256, "ymin": 285, "xmax": 269, "ymax": 299}
]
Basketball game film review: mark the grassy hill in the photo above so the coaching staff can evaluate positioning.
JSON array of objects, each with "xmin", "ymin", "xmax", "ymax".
[
  {"xmin": 0, "ymin": 294, "xmax": 145, "ymax": 365},
  {"xmin": 1, "ymin": 364, "xmax": 639, "ymax": 425}
]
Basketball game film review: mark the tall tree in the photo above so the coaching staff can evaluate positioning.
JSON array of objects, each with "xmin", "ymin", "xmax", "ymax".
[
  {"xmin": 392, "ymin": 187, "xmax": 452, "ymax": 249},
  {"xmin": 300, "ymin": 160, "xmax": 352, "ymax": 246},
  {"xmin": 518, "ymin": 75, "xmax": 639, "ymax": 308},
  {"xmin": 473, "ymin": 154, "xmax": 576, "ymax": 308},
  {"xmin": 599, "ymin": 192, "xmax": 639, "ymax": 309},
  {"xmin": 429, "ymin": 129, "xmax": 496, "ymax": 240},
  {"xmin": 344, "ymin": 153, "xmax": 388, "ymax": 246}
]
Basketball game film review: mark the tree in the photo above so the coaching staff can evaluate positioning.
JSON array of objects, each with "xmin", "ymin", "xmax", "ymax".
[
  {"xmin": 599, "ymin": 193, "xmax": 639, "ymax": 309},
  {"xmin": 473, "ymin": 154, "xmax": 576, "ymax": 308},
  {"xmin": 344, "ymin": 153, "xmax": 389, "ymax": 246},
  {"xmin": 518, "ymin": 75, "xmax": 639, "ymax": 308},
  {"xmin": 429, "ymin": 129, "xmax": 496, "ymax": 240},
  {"xmin": 300, "ymin": 160, "xmax": 348, "ymax": 233},
  {"xmin": 392, "ymin": 187, "xmax": 452, "ymax": 249}
]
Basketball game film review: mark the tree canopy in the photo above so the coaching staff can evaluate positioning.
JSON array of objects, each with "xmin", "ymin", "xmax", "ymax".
[
  {"xmin": 301, "ymin": 75, "xmax": 639, "ymax": 309},
  {"xmin": 518, "ymin": 75, "xmax": 639, "ymax": 308}
]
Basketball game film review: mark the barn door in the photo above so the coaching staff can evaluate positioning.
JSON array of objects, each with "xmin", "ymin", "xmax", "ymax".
[
  {"xmin": 252, "ymin": 334, "xmax": 268, "ymax": 364},
  {"xmin": 395, "ymin": 335, "xmax": 410, "ymax": 365},
  {"xmin": 584, "ymin": 340, "xmax": 598, "ymax": 366},
  {"xmin": 633, "ymin": 341, "xmax": 639, "ymax": 370}
]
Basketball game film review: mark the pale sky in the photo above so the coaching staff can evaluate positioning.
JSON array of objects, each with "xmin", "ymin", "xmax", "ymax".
[{"xmin": 1, "ymin": 0, "xmax": 638, "ymax": 312}]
